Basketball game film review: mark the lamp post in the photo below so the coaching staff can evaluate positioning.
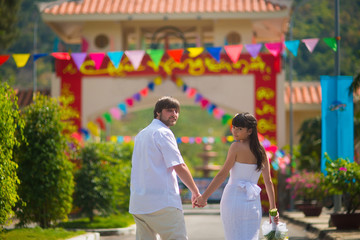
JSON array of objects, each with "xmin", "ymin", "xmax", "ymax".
[
  {"xmin": 333, "ymin": 0, "xmax": 342, "ymax": 213},
  {"xmin": 33, "ymin": 13, "xmax": 38, "ymax": 97}
]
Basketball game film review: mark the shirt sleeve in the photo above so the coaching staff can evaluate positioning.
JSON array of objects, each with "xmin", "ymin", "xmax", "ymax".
[{"xmin": 154, "ymin": 129, "xmax": 184, "ymax": 168}]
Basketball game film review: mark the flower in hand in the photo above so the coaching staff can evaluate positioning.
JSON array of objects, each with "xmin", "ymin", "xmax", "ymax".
[{"xmin": 194, "ymin": 196, "xmax": 207, "ymax": 208}]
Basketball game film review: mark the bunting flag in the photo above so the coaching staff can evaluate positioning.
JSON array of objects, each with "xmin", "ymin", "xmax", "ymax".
[
  {"xmin": 154, "ymin": 76, "xmax": 162, "ymax": 85},
  {"xmin": 87, "ymin": 121, "xmax": 100, "ymax": 137},
  {"xmin": 96, "ymin": 117, "xmax": 106, "ymax": 130},
  {"xmin": 118, "ymin": 102, "xmax": 127, "ymax": 114},
  {"xmin": 0, "ymin": 55, "xmax": 10, "ymax": 67},
  {"xmin": 146, "ymin": 49, "xmax": 164, "ymax": 67},
  {"xmin": 33, "ymin": 53, "xmax": 48, "ymax": 62},
  {"xmin": 167, "ymin": 49, "xmax": 184, "ymax": 63},
  {"xmin": 224, "ymin": 44, "xmax": 243, "ymax": 63},
  {"xmin": 80, "ymin": 128, "xmax": 90, "ymax": 140},
  {"xmin": 107, "ymin": 51, "xmax": 124, "ymax": 68},
  {"xmin": 284, "ymin": 40, "xmax": 300, "ymax": 57},
  {"xmin": 302, "ymin": 38, "xmax": 319, "ymax": 53},
  {"xmin": 89, "ymin": 52, "xmax": 105, "ymax": 69},
  {"xmin": 323, "ymin": 37, "xmax": 337, "ymax": 52},
  {"xmin": 133, "ymin": 92, "xmax": 141, "ymax": 101},
  {"xmin": 103, "ymin": 112, "xmax": 112, "ymax": 123},
  {"xmin": 244, "ymin": 43, "xmax": 262, "ymax": 58},
  {"xmin": 12, "ymin": 54, "xmax": 31, "ymax": 68},
  {"xmin": 71, "ymin": 52, "xmax": 87, "ymax": 70},
  {"xmin": 206, "ymin": 46, "xmax": 222, "ymax": 62},
  {"xmin": 140, "ymin": 87, "xmax": 149, "ymax": 96},
  {"xmin": 0, "ymin": 36, "xmax": 346, "ymax": 69},
  {"xmin": 51, "ymin": 52, "xmax": 71, "ymax": 60},
  {"xmin": 187, "ymin": 47, "xmax": 204, "ymax": 58},
  {"xmin": 264, "ymin": 42, "xmax": 283, "ymax": 57},
  {"xmin": 110, "ymin": 107, "xmax": 121, "ymax": 120},
  {"xmin": 125, "ymin": 50, "xmax": 145, "ymax": 70}
]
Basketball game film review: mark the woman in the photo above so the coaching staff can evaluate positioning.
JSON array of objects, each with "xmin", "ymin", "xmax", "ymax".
[{"xmin": 195, "ymin": 112, "xmax": 279, "ymax": 240}]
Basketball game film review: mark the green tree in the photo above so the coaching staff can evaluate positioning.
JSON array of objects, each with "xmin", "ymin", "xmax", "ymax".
[
  {"xmin": 15, "ymin": 94, "xmax": 74, "ymax": 228},
  {"xmin": 0, "ymin": 0, "xmax": 22, "ymax": 51},
  {"xmin": 296, "ymin": 116, "xmax": 322, "ymax": 171},
  {"xmin": 73, "ymin": 142, "xmax": 133, "ymax": 221},
  {"xmin": 0, "ymin": 83, "xmax": 24, "ymax": 227}
]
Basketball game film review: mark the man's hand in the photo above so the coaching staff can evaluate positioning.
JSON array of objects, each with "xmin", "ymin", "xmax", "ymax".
[{"xmin": 194, "ymin": 195, "xmax": 207, "ymax": 208}]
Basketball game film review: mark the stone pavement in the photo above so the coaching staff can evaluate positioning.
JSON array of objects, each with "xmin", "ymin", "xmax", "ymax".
[{"xmin": 282, "ymin": 209, "xmax": 360, "ymax": 240}]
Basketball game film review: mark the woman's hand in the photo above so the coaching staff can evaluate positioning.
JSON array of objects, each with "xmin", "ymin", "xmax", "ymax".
[
  {"xmin": 194, "ymin": 195, "xmax": 207, "ymax": 208},
  {"xmin": 269, "ymin": 211, "xmax": 279, "ymax": 224}
]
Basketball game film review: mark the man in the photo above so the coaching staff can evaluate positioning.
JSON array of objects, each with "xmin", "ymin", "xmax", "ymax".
[{"xmin": 129, "ymin": 96, "xmax": 202, "ymax": 240}]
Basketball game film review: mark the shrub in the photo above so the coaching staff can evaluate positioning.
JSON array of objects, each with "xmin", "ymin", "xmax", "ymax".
[
  {"xmin": 73, "ymin": 142, "xmax": 132, "ymax": 221},
  {"xmin": 0, "ymin": 83, "xmax": 24, "ymax": 227},
  {"xmin": 15, "ymin": 94, "xmax": 74, "ymax": 228}
]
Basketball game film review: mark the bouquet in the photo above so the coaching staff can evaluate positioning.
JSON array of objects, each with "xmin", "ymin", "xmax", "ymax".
[{"xmin": 262, "ymin": 208, "xmax": 288, "ymax": 240}]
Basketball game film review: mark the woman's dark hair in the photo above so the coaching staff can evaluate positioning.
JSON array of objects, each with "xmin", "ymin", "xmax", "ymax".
[
  {"xmin": 153, "ymin": 96, "xmax": 180, "ymax": 118},
  {"xmin": 232, "ymin": 112, "xmax": 266, "ymax": 171}
]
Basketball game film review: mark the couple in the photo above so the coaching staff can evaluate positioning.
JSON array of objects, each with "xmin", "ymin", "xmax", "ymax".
[{"xmin": 129, "ymin": 96, "xmax": 279, "ymax": 240}]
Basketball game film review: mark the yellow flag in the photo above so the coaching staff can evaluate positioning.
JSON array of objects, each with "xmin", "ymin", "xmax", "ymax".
[
  {"xmin": 154, "ymin": 76, "xmax": 162, "ymax": 85},
  {"xmin": 12, "ymin": 54, "xmax": 31, "ymax": 68},
  {"xmin": 87, "ymin": 121, "xmax": 100, "ymax": 137},
  {"xmin": 187, "ymin": 47, "xmax": 204, "ymax": 58}
]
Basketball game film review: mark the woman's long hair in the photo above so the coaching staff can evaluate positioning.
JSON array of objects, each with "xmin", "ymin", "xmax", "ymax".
[{"xmin": 232, "ymin": 112, "xmax": 267, "ymax": 171}]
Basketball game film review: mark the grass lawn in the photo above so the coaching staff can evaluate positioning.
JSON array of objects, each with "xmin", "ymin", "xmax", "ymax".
[
  {"xmin": 57, "ymin": 213, "xmax": 135, "ymax": 229},
  {"xmin": 0, "ymin": 227, "xmax": 85, "ymax": 240}
]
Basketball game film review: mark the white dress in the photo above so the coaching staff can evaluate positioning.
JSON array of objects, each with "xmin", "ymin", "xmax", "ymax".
[{"xmin": 220, "ymin": 162, "xmax": 262, "ymax": 240}]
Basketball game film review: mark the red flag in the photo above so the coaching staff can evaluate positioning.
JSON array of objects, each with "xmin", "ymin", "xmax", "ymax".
[{"xmin": 167, "ymin": 49, "xmax": 184, "ymax": 63}]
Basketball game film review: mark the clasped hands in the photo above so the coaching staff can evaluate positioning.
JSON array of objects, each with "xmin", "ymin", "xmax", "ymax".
[{"xmin": 192, "ymin": 194, "xmax": 207, "ymax": 208}]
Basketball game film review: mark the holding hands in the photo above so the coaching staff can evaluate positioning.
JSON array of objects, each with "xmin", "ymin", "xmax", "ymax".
[{"xmin": 193, "ymin": 195, "xmax": 207, "ymax": 208}]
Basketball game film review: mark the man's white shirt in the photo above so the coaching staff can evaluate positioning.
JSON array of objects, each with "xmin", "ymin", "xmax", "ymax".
[{"xmin": 129, "ymin": 119, "xmax": 184, "ymax": 214}]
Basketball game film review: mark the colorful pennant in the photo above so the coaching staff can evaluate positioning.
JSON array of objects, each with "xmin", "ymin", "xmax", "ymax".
[
  {"xmin": 167, "ymin": 49, "xmax": 184, "ymax": 63},
  {"xmin": 206, "ymin": 46, "xmax": 222, "ymax": 62},
  {"xmin": 264, "ymin": 42, "xmax": 283, "ymax": 57},
  {"xmin": 187, "ymin": 47, "xmax": 204, "ymax": 58},
  {"xmin": 125, "ymin": 50, "xmax": 145, "ymax": 70},
  {"xmin": 107, "ymin": 51, "xmax": 124, "ymax": 68},
  {"xmin": 71, "ymin": 52, "xmax": 87, "ymax": 70},
  {"xmin": 146, "ymin": 49, "xmax": 164, "ymax": 67},
  {"xmin": 301, "ymin": 38, "xmax": 319, "ymax": 53},
  {"xmin": 0, "ymin": 55, "xmax": 10, "ymax": 67},
  {"xmin": 12, "ymin": 54, "xmax": 30, "ymax": 68},
  {"xmin": 224, "ymin": 44, "xmax": 243, "ymax": 63},
  {"xmin": 89, "ymin": 52, "xmax": 105, "ymax": 69},
  {"xmin": 244, "ymin": 43, "xmax": 262, "ymax": 58}
]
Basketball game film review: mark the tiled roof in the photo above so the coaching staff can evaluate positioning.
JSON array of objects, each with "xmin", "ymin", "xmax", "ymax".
[
  {"xmin": 42, "ymin": 0, "xmax": 286, "ymax": 15},
  {"xmin": 15, "ymin": 89, "xmax": 51, "ymax": 108},
  {"xmin": 284, "ymin": 82, "xmax": 322, "ymax": 105}
]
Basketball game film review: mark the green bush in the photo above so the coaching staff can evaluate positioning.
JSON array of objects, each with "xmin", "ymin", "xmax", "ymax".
[
  {"xmin": 0, "ymin": 83, "xmax": 24, "ymax": 227},
  {"xmin": 15, "ymin": 94, "xmax": 74, "ymax": 228},
  {"xmin": 73, "ymin": 142, "xmax": 132, "ymax": 221}
]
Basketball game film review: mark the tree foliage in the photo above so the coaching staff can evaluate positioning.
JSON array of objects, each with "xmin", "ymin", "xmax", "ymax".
[
  {"xmin": 15, "ymin": 94, "xmax": 74, "ymax": 228},
  {"xmin": 0, "ymin": 0, "xmax": 22, "ymax": 51},
  {"xmin": 73, "ymin": 142, "xmax": 133, "ymax": 221},
  {"xmin": 290, "ymin": 0, "xmax": 360, "ymax": 80},
  {"xmin": 0, "ymin": 83, "xmax": 24, "ymax": 227}
]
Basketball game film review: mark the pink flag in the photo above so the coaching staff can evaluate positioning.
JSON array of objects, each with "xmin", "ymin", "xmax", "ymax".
[
  {"xmin": 89, "ymin": 53, "xmax": 105, "ymax": 69},
  {"xmin": 110, "ymin": 107, "xmax": 121, "ymax": 120},
  {"xmin": 264, "ymin": 42, "xmax": 283, "ymax": 57},
  {"xmin": 302, "ymin": 38, "xmax": 319, "ymax": 53},
  {"xmin": 224, "ymin": 45, "xmax": 243, "ymax": 63},
  {"xmin": 125, "ymin": 50, "xmax": 145, "ymax": 70}
]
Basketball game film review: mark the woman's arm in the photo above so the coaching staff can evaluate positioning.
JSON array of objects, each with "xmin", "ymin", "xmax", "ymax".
[
  {"xmin": 261, "ymin": 155, "xmax": 279, "ymax": 223},
  {"xmin": 196, "ymin": 144, "xmax": 237, "ymax": 206}
]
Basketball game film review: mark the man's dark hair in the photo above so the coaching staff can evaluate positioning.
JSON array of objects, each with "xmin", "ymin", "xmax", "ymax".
[{"xmin": 153, "ymin": 96, "xmax": 180, "ymax": 118}]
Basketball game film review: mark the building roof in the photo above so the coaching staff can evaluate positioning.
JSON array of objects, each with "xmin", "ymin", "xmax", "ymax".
[
  {"xmin": 42, "ymin": 0, "xmax": 286, "ymax": 16},
  {"xmin": 284, "ymin": 82, "xmax": 322, "ymax": 105}
]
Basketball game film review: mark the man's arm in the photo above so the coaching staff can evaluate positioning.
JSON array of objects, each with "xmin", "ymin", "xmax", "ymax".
[{"xmin": 173, "ymin": 163, "xmax": 202, "ymax": 208}]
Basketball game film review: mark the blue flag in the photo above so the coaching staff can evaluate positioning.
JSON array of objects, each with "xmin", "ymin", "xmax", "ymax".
[{"xmin": 320, "ymin": 75, "xmax": 354, "ymax": 174}]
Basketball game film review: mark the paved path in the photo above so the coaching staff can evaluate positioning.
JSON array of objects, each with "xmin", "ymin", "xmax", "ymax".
[{"xmin": 101, "ymin": 205, "xmax": 315, "ymax": 240}]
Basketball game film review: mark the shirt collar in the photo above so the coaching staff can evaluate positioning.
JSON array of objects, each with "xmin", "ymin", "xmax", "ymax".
[{"xmin": 152, "ymin": 119, "xmax": 169, "ymax": 128}]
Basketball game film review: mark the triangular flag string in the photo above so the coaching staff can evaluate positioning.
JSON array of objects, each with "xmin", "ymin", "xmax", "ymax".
[
  {"xmin": 0, "ymin": 55, "xmax": 10, "ymax": 67},
  {"xmin": 125, "ymin": 50, "xmax": 145, "ymax": 70},
  {"xmin": 284, "ymin": 40, "xmax": 300, "ymax": 57},
  {"xmin": 206, "ymin": 46, "xmax": 222, "ymax": 62},
  {"xmin": 301, "ymin": 38, "xmax": 319, "ymax": 53},
  {"xmin": 244, "ymin": 43, "xmax": 262, "ymax": 58},
  {"xmin": 146, "ymin": 49, "xmax": 165, "ymax": 67},
  {"xmin": 264, "ymin": 42, "xmax": 283, "ymax": 57},
  {"xmin": 224, "ymin": 44, "xmax": 243, "ymax": 63},
  {"xmin": 187, "ymin": 47, "xmax": 204, "ymax": 58},
  {"xmin": 323, "ymin": 37, "xmax": 337, "ymax": 52},
  {"xmin": 107, "ymin": 51, "xmax": 124, "ymax": 68},
  {"xmin": 71, "ymin": 52, "xmax": 87, "ymax": 70},
  {"xmin": 89, "ymin": 52, "xmax": 105, "ymax": 70},
  {"xmin": 167, "ymin": 49, "xmax": 184, "ymax": 63},
  {"xmin": 33, "ymin": 53, "xmax": 48, "ymax": 62},
  {"xmin": 12, "ymin": 54, "xmax": 31, "ymax": 68}
]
